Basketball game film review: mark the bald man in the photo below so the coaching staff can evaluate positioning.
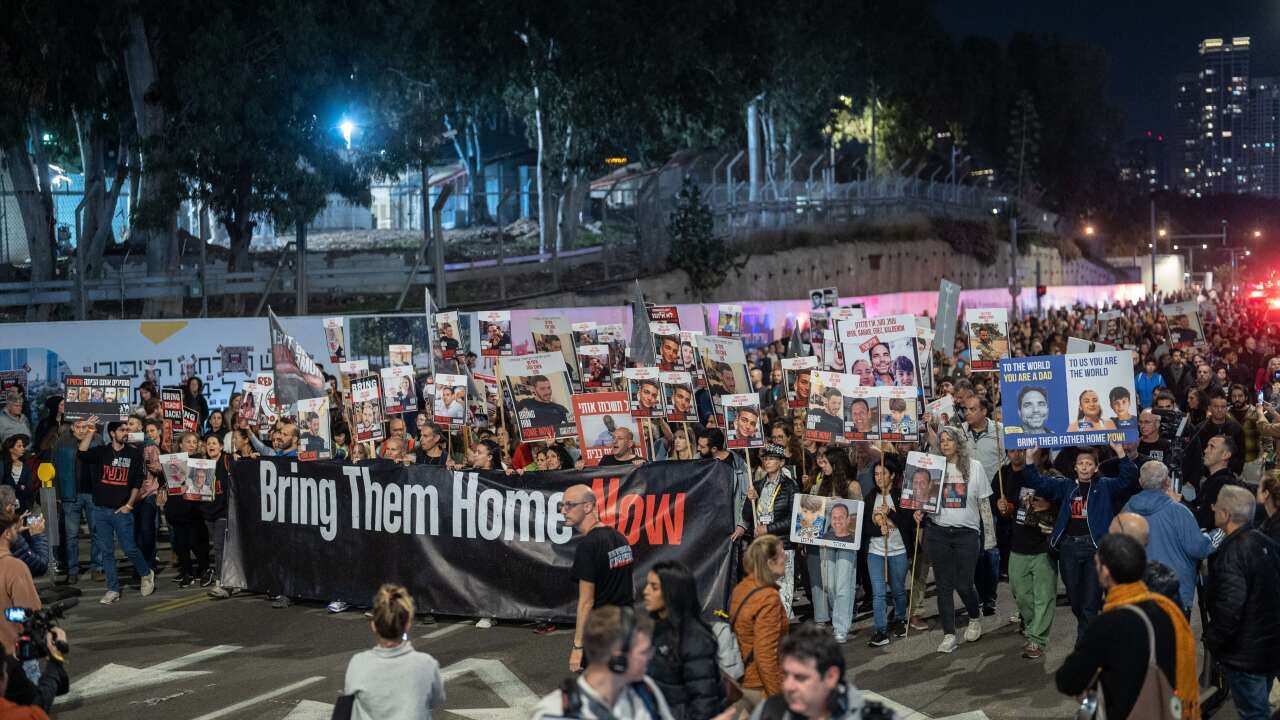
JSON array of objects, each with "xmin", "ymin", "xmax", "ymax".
[
  {"xmin": 1108, "ymin": 510, "xmax": 1184, "ymax": 609},
  {"xmin": 1108, "ymin": 512, "xmax": 1149, "ymax": 546},
  {"xmin": 562, "ymin": 484, "xmax": 634, "ymax": 672}
]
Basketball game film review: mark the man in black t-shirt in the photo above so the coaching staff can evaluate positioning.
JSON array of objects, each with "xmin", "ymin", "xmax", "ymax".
[
  {"xmin": 75, "ymin": 418, "xmax": 155, "ymax": 604},
  {"xmin": 515, "ymin": 376, "xmax": 571, "ymax": 431},
  {"xmin": 561, "ymin": 483, "xmax": 633, "ymax": 673}
]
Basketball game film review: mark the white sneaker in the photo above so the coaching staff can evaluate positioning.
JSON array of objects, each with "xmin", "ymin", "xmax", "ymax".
[
  {"xmin": 1008, "ymin": 612, "xmax": 1022, "ymax": 625},
  {"xmin": 936, "ymin": 634, "xmax": 958, "ymax": 653},
  {"xmin": 964, "ymin": 619, "xmax": 983, "ymax": 642},
  {"xmin": 475, "ymin": 617, "xmax": 494, "ymax": 629},
  {"xmin": 140, "ymin": 571, "xmax": 156, "ymax": 597},
  {"xmin": 99, "ymin": 590, "xmax": 121, "ymax": 605},
  {"xmin": 327, "ymin": 600, "xmax": 350, "ymax": 613}
]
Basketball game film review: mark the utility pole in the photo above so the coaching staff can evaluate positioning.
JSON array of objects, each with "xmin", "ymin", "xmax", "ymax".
[
  {"xmin": 295, "ymin": 219, "xmax": 307, "ymax": 315},
  {"xmin": 1035, "ymin": 259, "xmax": 1042, "ymax": 317},
  {"xmin": 1008, "ymin": 207, "xmax": 1019, "ymax": 318},
  {"xmin": 1149, "ymin": 200, "xmax": 1156, "ymax": 297}
]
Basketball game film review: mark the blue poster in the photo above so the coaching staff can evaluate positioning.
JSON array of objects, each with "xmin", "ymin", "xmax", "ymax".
[{"xmin": 999, "ymin": 351, "xmax": 1137, "ymax": 450}]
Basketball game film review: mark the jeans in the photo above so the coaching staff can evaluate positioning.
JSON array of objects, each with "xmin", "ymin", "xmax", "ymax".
[
  {"xmin": 206, "ymin": 517, "xmax": 228, "ymax": 579},
  {"xmin": 926, "ymin": 524, "xmax": 981, "ymax": 635},
  {"xmin": 60, "ymin": 493, "xmax": 102, "ymax": 575},
  {"xmin": 1058, "ymin": 534, "xmax": 1102, "ymax": 643},
  {"xmin": 806, "ymin": 548, "xmax": 829, "ymax": 623},
  {"xmin": 1222, "ymin": 669, "xmax": 1273, "ymax": 720},
  {"xmin": 868, "ymin": 552, "xmax": 909, "ymax": 634},
  {"xmin": 1008, "ymin": 551, "xmax": 1057, "ymax": 647},
  {"xmin": 975, "ymin": 547, "xmax": 1001, "ymax": 611},
  {"xmin": 133, "ymin": 495, "xmax": 158, "ymax": 567},
  {"xmin": 820, "ymin": 547, "xmax": 857, "ymax": 639},
  {"xmin": 92, "ymin": 506, "xmax": 152, "ymax": 592}
]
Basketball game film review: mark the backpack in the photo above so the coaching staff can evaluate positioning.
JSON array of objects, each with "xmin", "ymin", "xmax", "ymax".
[
  {"xmin": 1092, "ymin": 605, "xmax": 1180, "ymax": 720},
  {"xmin": 710, "ymin": 584, "xmax": 767, "ymax": 680}
]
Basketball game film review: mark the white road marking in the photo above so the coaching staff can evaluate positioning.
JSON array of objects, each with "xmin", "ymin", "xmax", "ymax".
[
  {"xmin": 862, "ymin": 691, "xmax": 991, "ymax": 720},
  {"xmin": 421, "ymin": 622, "xmax": 470, "ymax": 640},
  {"xmin": 55, "ymin": 645, "xmax": 241, "ymax": 705},
  {"xmin": 281, "ymin": 699, "xmax": 337, "ymax": 720},
  {"xmin": 189, "ymin": 676, "xmax": 325, "ymax": 720}
]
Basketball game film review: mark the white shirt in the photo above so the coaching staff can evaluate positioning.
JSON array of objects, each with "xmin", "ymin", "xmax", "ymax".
[
  {"xmin": 932, "ymin": 458, "xmax": 991, "ymax": 532},
  {"xmin": 532, "ymin": 676, "xmax": 674, "ymax": 720},
  {"xmin": 869, "ymin": 493, "xmax": 906, "ymax": 557}
]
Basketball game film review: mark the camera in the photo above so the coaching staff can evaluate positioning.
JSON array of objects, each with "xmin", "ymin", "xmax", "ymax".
[
  {"xmin": 7, "ymin": 598, "xmax": 75, "ymax": 662},
  {"xmin": 1151, "ymin": 407, "xmax": 1184, "ymax": 441}
]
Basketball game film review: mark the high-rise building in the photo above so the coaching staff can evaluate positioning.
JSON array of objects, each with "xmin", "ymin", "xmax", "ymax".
[
  {"xmin": 1173, "ymin": 72, "xmax": 1201, "ymax": 194},
  {"xmin": 1197, "ymin": 37, "xmax": 1251, "ymax": 195},
  {"xmin": 1247, "ymin": 77, "xmax": 1280, "ymax": 197},
  {"xmin": 1119, "ymin": 132, "xmax": 1168, "ymax": 192}
]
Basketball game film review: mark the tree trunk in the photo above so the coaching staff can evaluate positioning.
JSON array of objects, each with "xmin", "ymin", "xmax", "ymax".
[
  {"xmin": 467, "ymin": 119, "xmax": 489, "ymax": 225},
  {"xmin": 747, "ymin": 97, "xmax": 762, "ymax": 203},
  {"xmin": 122, "ymin": 10, "xmax": 180, "ymax": 317},
  {"xmin": 223, "ymin": 209, "xmax": 255, "ymax": 273},
  {"xmin": 556, "ymin": 170, "xmax": 586, "ymax": 256},
  {"xmin": 74, "ymin": 109, "xmax": 129, "ymax": 278},
  {"xmin": 4, "ymin": 131, "xmax": 55, "ymax": 320},
  {"xmin": 532, "ymin": 96, "xmax": 552, "ymax": 259}
]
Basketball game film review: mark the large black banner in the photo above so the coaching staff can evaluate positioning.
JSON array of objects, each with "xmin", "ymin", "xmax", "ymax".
[{"xmin": 222, "ymin": 459, "xmax": 734, "ymax": 622}]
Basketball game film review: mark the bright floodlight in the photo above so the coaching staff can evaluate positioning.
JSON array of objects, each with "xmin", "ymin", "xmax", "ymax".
[
  {"xmin": 1158, "ymin": 228, "xmax": 1167, "ymax": 237},
  {"xmin": 1254, "ymin": 229, "xmax": 1262, "ymax": 238},
  {"xmin": 1084, "ymin": 225, "xmax": 1096, "ymax": 236},
  {"xmin": 339, "ymin": 119, "xmax": 355, "ymax": 148}
]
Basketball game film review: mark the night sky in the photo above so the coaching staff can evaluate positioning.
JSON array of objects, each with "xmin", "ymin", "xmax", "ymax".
[{"xmin": 936, "ymin": 0, "xmax": 1280, "ymax": 138}]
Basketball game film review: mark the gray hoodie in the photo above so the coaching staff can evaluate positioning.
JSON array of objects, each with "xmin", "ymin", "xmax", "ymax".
[{"xmin": 343, "ymin": 641, "xmax": 445, "ymax": 720}]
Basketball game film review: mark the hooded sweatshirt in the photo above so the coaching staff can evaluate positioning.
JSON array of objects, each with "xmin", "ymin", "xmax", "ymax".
[{"xmin": 1123, "ymin": 488, "xmax": 1213, "ymax": 608}]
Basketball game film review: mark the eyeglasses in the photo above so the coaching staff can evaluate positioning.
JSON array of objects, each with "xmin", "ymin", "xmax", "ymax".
[{"xmin": 557, "ymin": 500, "xmax": 591, "ymax": 512}]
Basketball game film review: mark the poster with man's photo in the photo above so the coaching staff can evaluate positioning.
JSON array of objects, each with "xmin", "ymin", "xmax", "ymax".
[
  {"xmin": 915, "ymin": 319, "xmax": 935, "ymax": 399},
  {"xmin": 964, "ymin": 308, "xmax": 1008, "ymax": 372},
  {"xmin": 838, "ymin": 314, "xmax": 920, "ymax": 387},
  {"xmin": 350, "ymin": 374, "xmax": 386, "ymax": 443},
  {"xmin": 379, "ymin": 365, "xmax": 419, "ymax": 415},
  {"xmin": 660, "ymin": 371, "xmax": 697, "ymax": 424},
  {"xmin": 572, "ymin": 392, "xmax": 645, "ymax": 466},
  {"xmin": 434, "ymin": 311, "xmax": 463, "ymax": 362},
  {"xmin": 597, "ymin": 324, "xmax": 628, "ymax": 373},
  {"xmin": 1160, "ymin": 302, "xmax": 1205, "ymax": 349},
  {"xmin": 716, "ymin": 304, "xmax": 742, "ymax": 337},
  {"xmin": 388, "ymin": 344, "xmax": 413, "ymax": 367},
  {"xmin": 782, "ymin": 356, "xmax": 818, "ymax": 410},
  {"xmin": 296, "ymin": 396, "xmax": 332, "ymax": 461},
  {"xmin": 808, "ymin": 287, "xmax": 839, "ymax": 310},
  {"xmin": 722, "ymin": 393, "xmax": 764, "ymax": 449},
  {"xmin": 844, "ymin": 386, "xmax": 881, "ymax": 441},
  {"xmin": 789, "ymin": 494, "xmax": 864, "ymax": 550},
  {"xmin": 185, "ymin": 458, "xmax": 216, "ymax": 502},
  {"xmin": 998, "ymin": 350, "xmax": 1138, "ymax": 450},
  {"xmin": 220, "ymin": 346, "xmax": 252, "ymax": 375},
  {"xmin": 64, "ymin": 375, "xmax": 133, "ymax": 421},
  {"xmin": 804, "ymin": 370, "xmax": 859, "ymax": 445},
  {"xmin": 695, "ymin": 335, "xmax": 749, "ymax": 399},
  {"xmin": 875, "ymin": 385, "xmax": 919, "ymax": 442},
  {"xmin": 576, "ymin": 345, "xmax": 613, "ymax": 391},
  {"xmin": 478, "ymin": 310, "xmax": 513, "ymax": 357},
  {"xmin": 499, "ymin": 352, "xmax": 576, "ymax": 442},
  {"xmin": 625, "ymin": 367, "xmax": 663, "ymax": 418},
  {"xmin": 1098, "ymin": 310, "xmax": 1123, "ymax": 344},
  {"xmin": 571, "ymin": 321, "xmax": 599, "ymax": 348},
  {"xmin": 159, "ymin": 453, "xmax": 188, "ymax": 493},
  {"xmin": 901, "ymin": 452, "xmax": 945, "ymax": 512},
  {"xmin": 530, "ymin": 316, "xmax": 580, "ymax": 386},
  {"xmin": 651, "ymin": 323, "xmax": 684, "ymax": 372},
  {"xmin": 323, "ymin": 317, "xmax": 346, "ymax": 363},
  {"xmin": 433, "ymin": 373, "xmax": 468, "ymax": 429}
]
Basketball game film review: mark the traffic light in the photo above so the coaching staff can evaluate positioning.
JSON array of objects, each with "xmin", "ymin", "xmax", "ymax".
[{"xmin": 1036, "ymin": 285, "xmax": 1047, "ymax": 297}]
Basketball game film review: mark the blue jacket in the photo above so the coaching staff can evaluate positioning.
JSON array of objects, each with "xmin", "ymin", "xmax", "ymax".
[
  {"xmin": 1135, "ymin": 372, "xmax": 1165, "ymax": 409},
  {"xmin": 1123, "ymin": 489, "xmax": 1212, "ymax": 609},
  {"xmin": 11, "ymin": 531, "xmax": 49, "ymax": 578},
  {"xmin": 1021, "ymin": 457, "xmax": 1139, "ymax": 547}
]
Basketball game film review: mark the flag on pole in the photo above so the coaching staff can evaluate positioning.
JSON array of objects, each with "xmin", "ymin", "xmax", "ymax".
[
  {"xmin": 629, "ymin": 280, "xmax": 656, "ymax": 366},
  {"xmin": 267, "ymin": 308, "xmax": 326, "ymax": 409}
]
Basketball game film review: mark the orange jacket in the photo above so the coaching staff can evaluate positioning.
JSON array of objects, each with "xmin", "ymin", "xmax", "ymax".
[
  {"xmin": 0, "ymin": 698, "xmax": 48, "ymax": 720},
  {"xmin": 729, "ymin": 575, "xmax": 788, "ymax": 694}
]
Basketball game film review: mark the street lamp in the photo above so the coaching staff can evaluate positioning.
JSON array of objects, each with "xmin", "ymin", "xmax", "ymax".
[
  {"xmin": 1084, "ymin": 224, "xmax": 1096, "ymax": 236},
  {"xmin": 338, "ymin": 119, "xmax": 356, "ymax": 149},
  {"xmin": 1158, "ymin": 228, "xmax": 1168, "ymax": 238},
  {"xmin": 1253, "ymin": 229, "xmax": 1262, "ymax": 239}
]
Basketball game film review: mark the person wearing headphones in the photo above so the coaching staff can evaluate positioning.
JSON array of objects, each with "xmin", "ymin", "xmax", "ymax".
[
  {"xmin": 532, "ymin": 605, "xmax": 676, "ymax": 720},
  {"xmin": 748, "ymin": 623, "xmax": 882, "ymax": 720}
]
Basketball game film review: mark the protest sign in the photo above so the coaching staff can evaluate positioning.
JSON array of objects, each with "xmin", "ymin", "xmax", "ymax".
[
  {"xmin": 999, "ymin": 350, "xmax": 1138, "ymax": 450},
  {"xmin": 161, "ymin": 387, "xmax": 184, "ymax": 422},
  {"xmin": 651, "ymin": 323, "xmax": 684, "ymax": 371},
  {"xmin": 500, "ymin": 353, "xmax": 576, "ymax": 442},
  {"xmin": 433, "ymin": 373, "xmax": 468, "ymax": 428},
  {"xmin": 934, "ymin": 279, "xmax": 962, "ymax": 358},
  {"xmin": 185, "ymin": 458, "xmax": 216, "ymax": 502},
  {"xmin": 838, "ymin": 314, "xmax": 920, "ymax": 387},
  {"xmin": 680, "ymin": 331, "xmax": 704, "ymax": 388},
  {"xmin": 64, "ymin": 375, "xmax": 132, "ymax": 421},
  {"xmin": 716, "ymin": 304, "xmax": 742, "ymax": 337},
  {"xmin": 350, "ymin": 375, "xmax": 386, "ymax": 443},
  {"xmin": 722, "ymin": 393, "xmax": 764, "ymax": 449},
  {"xmin": 572, "ymin": 392, "xmax": 645, "ymax": 466},
  {"xmin": 160, "ymin": 453, "xmax": 188, "ymax": 493},
  {"xmin": 434, "ymin": 311, "xmax": 463, "ymax": 361},
  {"xmin": 789, "ymin": 494, "xmax": 863, "ymax": 550},
  {"xmin": 659, "ymin": 371, "xmax": 697, "ymax": 424},
  {"xmin": 530, "ymin": 316, "xmax": 580, "ymax": 386},
  {"xmin": 964, "ymin": 308, "xmax": 1008, "ymax": 372},
  {"xmin": 0, "ymin": 370, "xmax": 25, "ymax": 396},
  {"xmin": 238, "ymin": 382, "xmax": 261, "ymax": 425},
  {"xmin": 876, "ymin": 386, "xmax": 919, "ymax": 441},
  {"xmin": 337, "ymin": 359, "xmax": 368, "ymax": 376},
  {"xmin": 1161, "ymin": 301, "xmax": 1204, "ymax": 349},
  {"xmin": 269, "ymin": 309, "xmax": 326, "ymax": 408},
  {"xmin": 1066, "ymin": 337, "xmax": 1116, "ymax": 354},
  {"xmin": 597, "ymin": 323, "xmax": 628, "ymax": 372},
  {"xmin": 296, "ymin": 396, "xmax": 332, "ymax": 461},
  {"xmin": 808, "ymin": 287, "xmax": 839, "ymax": 310},
  {"xmin": 1098, "ymin": 310, "xmax": 1123, "ymax": 343},
  {"xmin": 471, "ymin": 372, "xmax": 499, "ymax": 428},
  {"xmin": 926, "ymin": 395, "xmax": 956, "ymax": 426},
  {"xmin": 571, "ymin": 321, "xmax": 599, "ymax": 348},
  {"xmin": 695, "ymin": 335, "xmax": 749, "ymax": 399},
  {"xmin": 388, "ymin": 344, "xmax": 413, "ymax": 367},
  {"xmin": 804, "ymin": 370, "xmax": 858, "ymax": 445},
  {"xmin": 379, "ymin": 365, "xmax": 418, "ymax": 415},
  {"xmin": 254, "ymin": 372, "xmax": 280, "ymax": 424},
  {"xmin": 323, "ymin": 318, "xmax": 347, "ymax": 363},
  {"xmin": 478, "ymin": 311, "xmax": 513, "ymax": 357},
  {"xmin": 782, "ymin": 356, "xmax": 818, "ymax": 409},
  {"xmin": 625, "ymin": 368, "xmax": 663, "ymax": 418},
  {"xmin": 915, "ymin": 319, "xmax": 935, "ymax": 399},
  {"xmin": 647, "ymin": 304, "xmax": 680, "ymax": 324},
  {"xmin": 224, "ymin": 459, "xmax": 732, "ymax": 621},
  {"xmin": 576, "ymin": 345, "xmax": 613, "ymax": 391},
  {"xmin": 901, "ymin": 452, "xmax": 945, "ymax": 512},
  {"xmin": 220, "ymin": 346, "xmax": 252, "ymax": 375},
  {"xmin": 181, "ymin": 408, "xmax": 199, "ymax": 433}
]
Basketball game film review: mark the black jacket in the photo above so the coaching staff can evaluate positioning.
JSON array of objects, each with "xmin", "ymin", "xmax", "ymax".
[
  {"xmin": 1056, "ymin": 599, "xmax": 1178, "ymax": 720},
  {"xmin": 860, "ymin": 485, "xmax": 916, "ymax": 553},
  {"xmin": 647, "ymin": 616, "xmax": 725, "ymax": 720},
  {"xmin": 1261, "ymin": 510, "xmax": 1280, "ymax": 543},
  {"xmin": 742, "ymin": 472, "xmax": 798, "ymax": 549},
  {"xmin": 1205, "ymin": 525, "xmax": 1280, "ymax": 674},
  {"xmin": 1195, "ymin": 467, "xmax": 1245, "ymax": 531}
]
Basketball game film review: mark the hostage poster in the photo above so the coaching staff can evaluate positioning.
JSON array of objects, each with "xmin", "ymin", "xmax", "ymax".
[
  {"xmin": 500, "ymin": 353, "xmax": 576, "ymax": 442},
  {"xmin": 695, "ymin": 335, "xmax": 749, "ymax": 399},
  {"xmin": 572, "ymin": 392, "xmax": 645, "ymax": 466},
  {"xmin": 964, "ymin": 308, "xmax": 1008, "ymax": 372},
  {"xmin": 65, "ymin": 375, "xmax": 132, "ymax": 421},
  {"xmin": 838, "ymin": 314, "xmax": 920, "ymax": 387},
  {"xmin": 999, "ymin": 350, "xmax": 1138, "ymax": 450}
]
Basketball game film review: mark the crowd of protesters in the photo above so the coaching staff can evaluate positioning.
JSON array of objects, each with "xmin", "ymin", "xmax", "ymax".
[{"xmin": 1, "ymin": 287, "xmax": 1279, "ymax": 719}]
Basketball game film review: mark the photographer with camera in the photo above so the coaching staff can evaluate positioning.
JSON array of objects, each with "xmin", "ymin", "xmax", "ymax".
[
  {"xmin": 748, "ymin": 623, "xmax": 892, "ymax": 720},
  {"xmin": 1147, "ymin": 392, "xmax": 1204, "ymax": 499},
  {"xmin": 0, "ymin": 490, "xmax": 47, "ymax": 580},
  {"xmin": 1, "ymin": 606, "xmax": 70, "ymax": 717},
  {"xmin": 0, "ymin": 509, "xmax": 39, "ymax": 660}
]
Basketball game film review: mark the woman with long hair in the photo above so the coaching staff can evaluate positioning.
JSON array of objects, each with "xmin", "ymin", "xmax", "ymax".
[
  {"xmin": 862, "ymin": 454, "xmax": 915, "ymax": 647},
  {"xmin": 1186, "ymin": 387, "xmax": 1208, "ymax": 424},
  {"xmin": 32, "ymin": 396, "xmax": 64, "ymax": 458},
  {"xmin": 166, "ymin": 431, "xmax": 208, "ymax": 588},
  {"xmin": 643, "ymin": 561, "xmax": 725, "ymax": 720},
  {"xmin": 1066, "ymin": 389, "xmax": 1116, "ymax": 432},
  {"xmin": 205, "ymin": 434, "xmax": 235, "ymax": 598},
  {"xmin": 915, "ymin": 425, "xmax": 992, "ymax": 654},
  {"xmin": 183, "ymin": 376, "xmax": 210, "ymax": 429},
  {"xmin": 670, "ymin": 430, "xmax": 697, "ymax": 460},
  {"xmin": 344, "ymin": 584, "xmax": 445, "ymax": 719},
  {"xmin": 805, "ymin": 447, "xmax": 861, "ymax": 641},
  {"xmin": 1, "ymin": 434, "xmax": 34, "ymax": 512},
  {"xmin": 205, "ymin": 409, "xmax": 225, "ymax": 438},
  {"xmin": 729, "ymin": 535, "xmax": 789, "ymax": 709},
  {"xmin": 1257, "ymin": 470, "xmax": 1280, "ymax": 541}
]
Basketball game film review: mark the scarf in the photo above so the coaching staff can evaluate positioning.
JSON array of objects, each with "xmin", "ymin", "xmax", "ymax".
[{"xmin": 1102, "ymin": 581, "xmax": 1199, "ymax": 720}]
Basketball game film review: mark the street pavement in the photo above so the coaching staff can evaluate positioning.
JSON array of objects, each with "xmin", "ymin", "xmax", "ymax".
[{"xmin": 39, "ymin": 562, "xmax": 1250, "ymax": 720}]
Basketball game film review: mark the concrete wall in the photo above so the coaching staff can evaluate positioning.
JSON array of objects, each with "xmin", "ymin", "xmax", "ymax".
[{"xmin": 529, "ymin": 237, "xmax": 1119, "ymax": 309}]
